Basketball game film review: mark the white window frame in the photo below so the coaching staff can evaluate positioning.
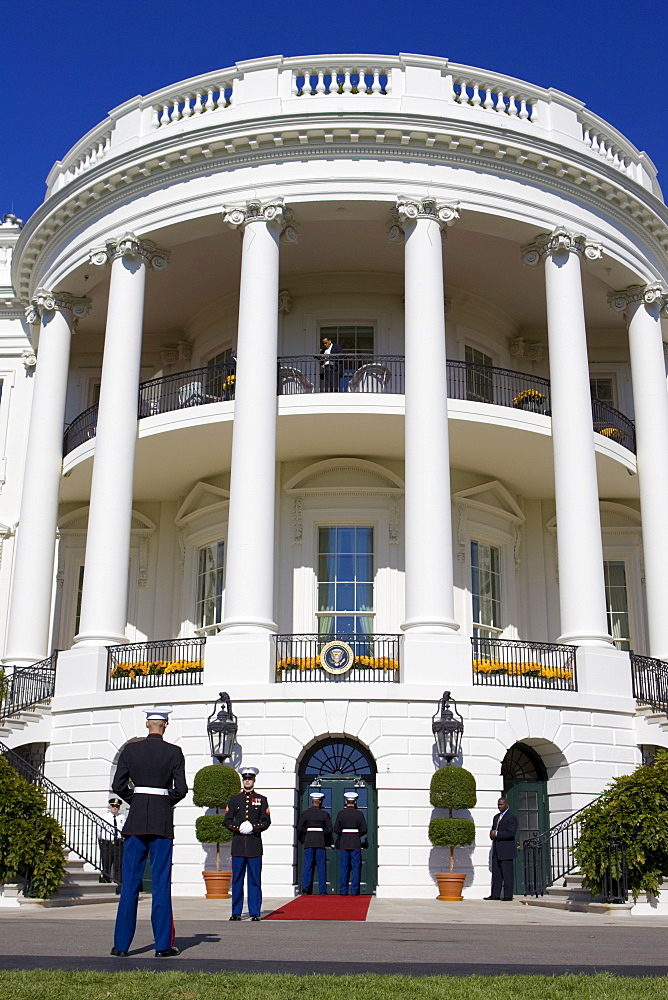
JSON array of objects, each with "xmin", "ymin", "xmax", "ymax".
[
  {"xmin": 182, "ymin": 523, "xmax": 228, "ymax": 637},
  {"xmin": 462, "ymin": 522, "xmax": 518, "ymax": 640},
  {"xmin": 601, "ymin": 544, "xmax": 645, "ymax": 654},
  {"xmin": 194, "ymin": 538, "xmax": 226, "ymax": 633},
  {"xmin": 588, "ymin": 363, "xmax": 633, "ymax": 418}
]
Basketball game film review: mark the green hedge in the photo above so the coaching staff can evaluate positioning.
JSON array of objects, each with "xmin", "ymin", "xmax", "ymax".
[
  {"xmin": 195, "ymin": 814, "xmax": 233, "ymax": 846},
  {"xmin": 429, "ymin": 817, "xmax": 476, "ymax": 849},
  {"xmin": 192, "ymin": 764, "xmax": 240, "ymax": 809},
  {"xmin": 0, "ymin": 758, "xmax": 65, "ymax": 898},
  {"xmin": 430, "ymin": 766, "xmax": 477, "ymax": 811}
]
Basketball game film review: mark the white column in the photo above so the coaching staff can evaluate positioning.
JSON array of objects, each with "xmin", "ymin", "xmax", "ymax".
[
  {"xmin": 609, "ymin": 283, "xmax": 668, "ymax": 658},
  {"xmin": 220, "ymin": 200, "xmax": 298, "ymax": 633},
  {"xmin": 522, "ymin": 228, "xmax": 612, "ymax": 646},
  {"xmin": 4, "ymin": 290, "xmax": 89, "ymax": 664},
  {"xmin": 392, "ymin": 197, "xmax": 460, "ymax": 634},
  {"xmin": 74, "ymin": 234, "xmax": 169, "ymax": 646}
]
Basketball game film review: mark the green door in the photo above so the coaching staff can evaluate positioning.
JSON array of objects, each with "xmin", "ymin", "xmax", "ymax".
[
  {"xmin": 298, "ymin": 778, "xmax": 377, "ymax": 894},
  {"xmin": 506, "ymin": 781, "xmax": 549, "ymax": 895}
]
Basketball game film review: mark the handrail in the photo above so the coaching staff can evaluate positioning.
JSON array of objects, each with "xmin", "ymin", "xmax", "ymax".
[
  {"xmin": 0, "ymin": 652, "xmax": 58, "ymax": 722},
  {"xmin": 63, "ymin": 359, "xmax": 637, "ymax": 457},
  {"xmin": 523, "ymin": 798, "xmax": 598, "ymax": 896},
  {"xmin": 631, "ymin": 652, "xmax": 668, "ymax": 714},
  {"xmin": 0, "ymin": 739, "xmax": 119, "ymax": 887}
]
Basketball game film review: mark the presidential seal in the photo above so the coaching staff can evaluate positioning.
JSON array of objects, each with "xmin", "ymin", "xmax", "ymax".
[{"xmin": 319, "ymin": 640, "xmax": 354, "ymax": 675}]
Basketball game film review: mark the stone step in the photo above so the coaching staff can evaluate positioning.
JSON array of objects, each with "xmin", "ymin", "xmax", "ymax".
[{"xmin": 522, "ymin": 895, "xmax": 633, "ymax": 915}]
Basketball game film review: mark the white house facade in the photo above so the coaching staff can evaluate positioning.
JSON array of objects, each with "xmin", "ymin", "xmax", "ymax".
[{"xmin": 2, "ymin": 52, "xmax": 668, "ymax": 900}]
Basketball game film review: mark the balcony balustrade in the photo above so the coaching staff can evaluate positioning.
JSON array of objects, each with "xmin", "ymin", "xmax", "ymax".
[
  {"xmin": 630, "ymin": 652, "xmax": 668, "ymax": 715},
  {"xmin": 62, "ymin": 358, "xmax": 636, "ymax": 457},
  {"xmin": 471, "ymin": 637, "xmax": 578, "ymax": 692},
  {"xmin": 106, "ymin": 637, "xmax": 205, "ymax": 691},
  {"xmin": 275, "ymin": 633, "xmax": 400, "ymax": 683}
]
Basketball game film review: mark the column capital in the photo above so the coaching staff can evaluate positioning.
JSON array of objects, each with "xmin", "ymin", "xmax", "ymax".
[
  {"xmin": 25, "ymin": 287, "xmax": 91, "ymax": 325},
  {"xmin": 89, "ymin": 232, "xmax": 170, "ymax": 271},
  {"xmin": 608, "ymin": 282, "xmax": 668, "ymax": 314},
  {"xmin": 521, "ymin": 227, "xmax": 602, "ymax": 267},
  {"xmin": 388, "ymin": 196, "xmax": 460, "ymax": 242},
  {"xmin": 222, "ymin": 200, "xmax": 299, "ymax": 244}
]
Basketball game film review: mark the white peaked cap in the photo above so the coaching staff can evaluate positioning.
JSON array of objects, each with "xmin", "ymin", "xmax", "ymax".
[
  {"xmin": 344, "ymin": 791, "xmax": 359, "ymax": 800},
  {"xmin": 144, "ymin": 707, "xmax": 173, "ymax": 720},
  {"xmin": 310, "ymin": 791, "xmax": 325, "ymax": 799},
  {"xmin": 240, "ymin": 766, "xmax": 260, "ymax": 776}
]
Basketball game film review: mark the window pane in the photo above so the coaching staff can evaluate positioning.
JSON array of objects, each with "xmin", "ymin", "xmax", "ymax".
[
  {"xmin": 471, "ymin": 540, "xmax": 502, "ymax": 633},
  {"xmin": 196, "ymin": 542, "xmax": 225, "ymax": 628},
  {"xmin": 316, "ymin": 524, "xmax": 375, "ymax": 633},
  {"xmin": 604, "ymin": 560, "xmax": 630, "ymax": 650},
  {"xmin": 336, "ymin": 526, "xmax": 355, "ymax": 552},
  {"xmin": 320, "ymin": 326, "xmax": 374, "ymax": 354}
]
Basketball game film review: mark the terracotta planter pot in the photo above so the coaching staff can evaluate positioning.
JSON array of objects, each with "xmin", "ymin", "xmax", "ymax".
[
  {"xmin": 202, "ymin": 870, "xmax": 232, "ymax": 899},
  {"xmin": 434, "ymin": 872, "xmax": 466, "ymax": 901}
]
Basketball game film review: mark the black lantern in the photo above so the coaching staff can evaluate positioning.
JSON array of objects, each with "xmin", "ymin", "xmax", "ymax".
[
  {"xmin": 207, "ymin": 691, "xmax": 238, "ymax": 762},
  {"xmin": 432, "ymin": 690, "xmax": 464, "ymax": 762}
]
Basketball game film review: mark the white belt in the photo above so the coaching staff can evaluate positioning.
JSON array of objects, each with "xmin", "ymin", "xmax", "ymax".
[
  {"xmin": 342, "ymin": 828, "xmax": 359, "ymax": 833},
  {"xmin": 133, "ymin": 786, "xmax": 170, "ymax": 796},
  {"xmin": 307, "ymin": 827, "xmax": 324, "ymax": 831}
]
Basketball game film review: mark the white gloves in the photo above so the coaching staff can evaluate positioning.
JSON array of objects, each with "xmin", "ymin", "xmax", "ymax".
[{"xmin": 239, "ymin": 821, "xmax": 253, "ymax": 835}]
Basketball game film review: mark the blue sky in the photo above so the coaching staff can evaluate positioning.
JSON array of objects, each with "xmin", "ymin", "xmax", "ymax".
[{"xmin": 3, "ymin": 0, "xmax": 668, "ymax": 221}]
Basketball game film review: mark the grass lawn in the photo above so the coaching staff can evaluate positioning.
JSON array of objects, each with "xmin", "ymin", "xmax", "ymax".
[{"xmin": 0, "ymin": 972, "xmax": 667, "ymax": 999}]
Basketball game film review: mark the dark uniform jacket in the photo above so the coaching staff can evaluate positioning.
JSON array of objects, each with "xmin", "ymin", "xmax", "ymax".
[
  {"xmin": 112, "ymin": 734, "xmax": 187, "ymax": 839},
  {"xmin": 491, "ymin": 809, "xmax": 519, "ymax": 861},
  {"xmin": 333, "ymin": 806, "xmax": 367, "ymax": 850},
  {"xmin": 296, "ymin": 806, "xmax": 333, "ymax": 849},
  {"xmin": 224, "ymin": 790, "xmax": 271, "ymax": 857}
]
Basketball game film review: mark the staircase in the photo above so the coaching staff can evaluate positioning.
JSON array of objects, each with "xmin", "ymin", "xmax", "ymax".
[
  {"xmin": 16, "ymin": 852, "xmax": 120, "ymax": 907},
  {"xmin": 523, "ymin": 873, "xmax": 632, "ymax": 915},
  {"xmin": 0, "ymin": 654, "xmax": 57, "ymax": 738}
]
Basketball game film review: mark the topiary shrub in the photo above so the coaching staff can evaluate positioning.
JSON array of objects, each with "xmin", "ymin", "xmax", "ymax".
[
  {"xmin": 0, "ymin": 757, "xmax": 65, "ymax": 898},
  {"xmin": 428, "ymin": 765, "xmax": 477, "ymax": 872},
  {"xmin": 574, "ymin": 749, "xmax": 668, "ymax": 900},
  {"xmin": 193, "ymin": 764, "xmax": 241, "ymax": 871}
]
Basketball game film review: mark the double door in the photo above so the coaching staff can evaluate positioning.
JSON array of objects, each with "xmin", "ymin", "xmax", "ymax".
[{"xmin": 297, "ymin": 777, "xmax": 377, "ymax": 894}]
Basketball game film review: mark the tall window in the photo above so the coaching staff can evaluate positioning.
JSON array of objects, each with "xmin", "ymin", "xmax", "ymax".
[
  {"xmin": 319, "ymin": 326, "xmax": 374, "ymax": 354},
  {"xmin": 196, "ymin": 542, "xmax": 225, "ymax": 629},
  {"xmin": 471, "ymin": 540, "xmax": 502, "ymax": 637},
  {"xmin": 207, "ymin": 349, "xmax": 236, "ymax": 397},
  {"xmin": 604, "ymin": 560, "xmax": 630, "ymax": 650},
  {"xmin": 590, "ymin": 377, "xmax": 616, "ymax": 407},
  {"xmin": 465, "ymin": 345, "xmax": 494, "ymax": 403},
  {"xmin": 317, "ymin": 526, "xmax": 374, "ymax": 635},
  {"xmin": 73, "ymin": 565, "xmax": 85, "ymax": 637}
]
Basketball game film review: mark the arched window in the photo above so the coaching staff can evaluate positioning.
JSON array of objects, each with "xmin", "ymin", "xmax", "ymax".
[
  {"xmin": 501, "ymin": 742, "xmax": 547, "ymax": 785},
  {"xmin": 299, "ymin": 738, "xmax": 375, "ymax": 780}
]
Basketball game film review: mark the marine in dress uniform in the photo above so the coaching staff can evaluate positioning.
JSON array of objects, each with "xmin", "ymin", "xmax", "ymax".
[
  {"xmin": 333, "ymin": 791, "xmax": 368, "ymax": 896},
  {"xmin": 296, "ymin": 791, "xmax": 333, "ymax": 895},
  {"xmin": 110, "ymin": 708, "xmax": 188, "ymax": 957},
  {"xmin": 485, "ymin": 796, "xmax": 519, "ymax": 901},
  {"xmin": 100, "ymin": 797, "xmax": 125, "ymax": 887},
  {"xmin": 224, "ymin": 766, "xmax": 271, "ymax": 920}
]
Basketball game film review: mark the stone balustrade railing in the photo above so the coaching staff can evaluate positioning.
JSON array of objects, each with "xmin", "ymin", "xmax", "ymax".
[{"xmin": 44, "ymin": 53, "xmax": 657, "ymax": 196}]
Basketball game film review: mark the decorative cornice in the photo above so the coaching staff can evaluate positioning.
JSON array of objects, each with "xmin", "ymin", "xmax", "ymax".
[
  {"xmin": 222, "ymin": 199, "xmax": 299, "ymax": 244},
  {"xmin": 388, "ymin": 196, "xmax": 460, "ymax": 242},
  {"xmin": 89, "ymin": 232, "xmax": 170, "ymax": 270},
  {"xmin": 521, "ymin": 227, "xmax": 603, "ymax": 266},
  {"xmin": 160, "ymin": 340, "xmax": 193, "ymax": 367},
  {"xmin": 509, "ymin": 336, "xmax": 544, "ymax": 362},
  {"xmin": 25, "ymin": 287, "xmax": 91, "ymax": 324},
  {"xmin": 607, "ymin": 283, "xmax": 668, "ymax": 314}
]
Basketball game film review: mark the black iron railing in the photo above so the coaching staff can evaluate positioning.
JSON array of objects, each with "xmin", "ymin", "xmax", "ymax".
[
  {"xmin": 62, "ymin": 358, "xmax": 637, "ymax": 456},
  {"xmin": 0, "ymin": 739, "xmax": 119, "ymax": 889},
  {"xmin": 0, "ymin": 653, "xmax": 58, "ymax": 722},
  {"xmin": 631, "ymin": 652, "xmax": 668, "ymax": 714},
  {"xmin": 471, "ymin": 637, "xmax": 577, "ymax": 691},
  {"xmin": 523, "ymin": 800, "xmax": 594, "ymax": 896},
  {"xmin": 106, "ymin": 637, "xmax": 205, "ymax": 690},
  {"xmin": 277, "ymin": 354, "xmax": 405, "ymax": 394},
  {"xmin": 275, "ymin": 634, "xmax": 400, "ymax": 682}
]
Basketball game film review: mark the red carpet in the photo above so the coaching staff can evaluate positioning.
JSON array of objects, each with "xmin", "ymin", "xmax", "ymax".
[{"xmin": 264, "ymin": 894, "xmax": 372, "ymax": 921}]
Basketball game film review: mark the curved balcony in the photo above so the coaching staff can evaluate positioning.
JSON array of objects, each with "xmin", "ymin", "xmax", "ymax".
[{"xmin": 62, "ymin": 358, "xmax": 636, "ymax": 457}]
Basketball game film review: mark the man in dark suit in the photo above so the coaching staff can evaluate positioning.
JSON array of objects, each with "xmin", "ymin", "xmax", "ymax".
[
  {"xmin": 111, "ymin": 708, "xmax": 188, "ymax": 957},
  {"xmin": 224, "ymin": 766, "xmax": 271, "ymax": 920},
  {"xmin": 485, "ymin": 795, "xmax": 518, "ymax": 901},
  {"xmin": 297, "ymin": 790, "xmax": 333, "ymax": 895},
  {"xmin": 320, "ymin": 336, "xmax": 343, "ymax": 392}
]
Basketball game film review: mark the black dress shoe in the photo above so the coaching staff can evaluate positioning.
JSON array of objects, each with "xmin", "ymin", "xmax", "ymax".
[
  {"xmin": 229, "ymin": 915, "xmax": 241, "ymax": 921},
  {"xmin": 155, "ymin": 947, "xmax": 180, "ymax": 957},
  {"xmin": 251, "ymin": 915, "xmax": 261, "ymax": 921},
  {"xmin": 483, "ymin": 896, "xmax": 500, "ymax": 900},
  {"xmin": 110, "ymin": 948, "xmax": 128, "ymax": 957}
]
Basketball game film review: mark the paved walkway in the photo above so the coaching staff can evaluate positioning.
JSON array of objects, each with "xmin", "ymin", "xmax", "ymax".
[{"xmin": 1, "ymin": 897, "xmax": 668, "ymax": 975}]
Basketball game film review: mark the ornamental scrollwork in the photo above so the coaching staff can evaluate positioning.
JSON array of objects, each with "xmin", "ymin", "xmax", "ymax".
[
  {"xmin": 89, "ymin": 232, "xmax": 170, "ymax": 271},
  {"xmin": 388, "ymin": 196, "xmax": 460, "ymax": 242},
  {"xmin": 607, "ymin": 283, "xmax": 668, "ymax": 314},
  {"xmin": 21, "ymin": 348, "xmax": 37, "ymax": 369},
  {"xmin": 521, "ymin": 227, "xmax": 602, "ymax": 266},
  {"xmin": 25, "ymin": 288, "xmax": 91, "ymax": 324},
  {"xmin": 222, "ymin": 200, "xmax": 300, "ymax": 244}
]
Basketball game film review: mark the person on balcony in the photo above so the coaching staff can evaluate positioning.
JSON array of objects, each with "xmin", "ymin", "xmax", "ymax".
[
  {"xmin": 333, "ymin": 791, "xmax": 367, "ymax": 895},
  {"xmin": 320, "ymin": 336, "xmax": 343, "ymax": 392},
  {"xmin": 110, "ymin": 707, "xmax": 187, "ymax": 958},
  {"xmin": 224, "ymin": 766, "xmax": 271, "ymax": 920},
  {"xmin": 297, "ymin": 790, "xmax": 333, "ymax": 894},
  {"xmin": 485, "ymin": 795, "xmax": 518, "ymax": 901}
]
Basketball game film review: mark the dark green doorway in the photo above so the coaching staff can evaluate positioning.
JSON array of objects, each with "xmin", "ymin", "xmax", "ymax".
[
  {"xmin": 502, "ymin": 743, "xmax": 549, "ymax": 896},
  {"xmin": 298, "ymin": 739, "xmax": 377, "ymax": 894}
]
